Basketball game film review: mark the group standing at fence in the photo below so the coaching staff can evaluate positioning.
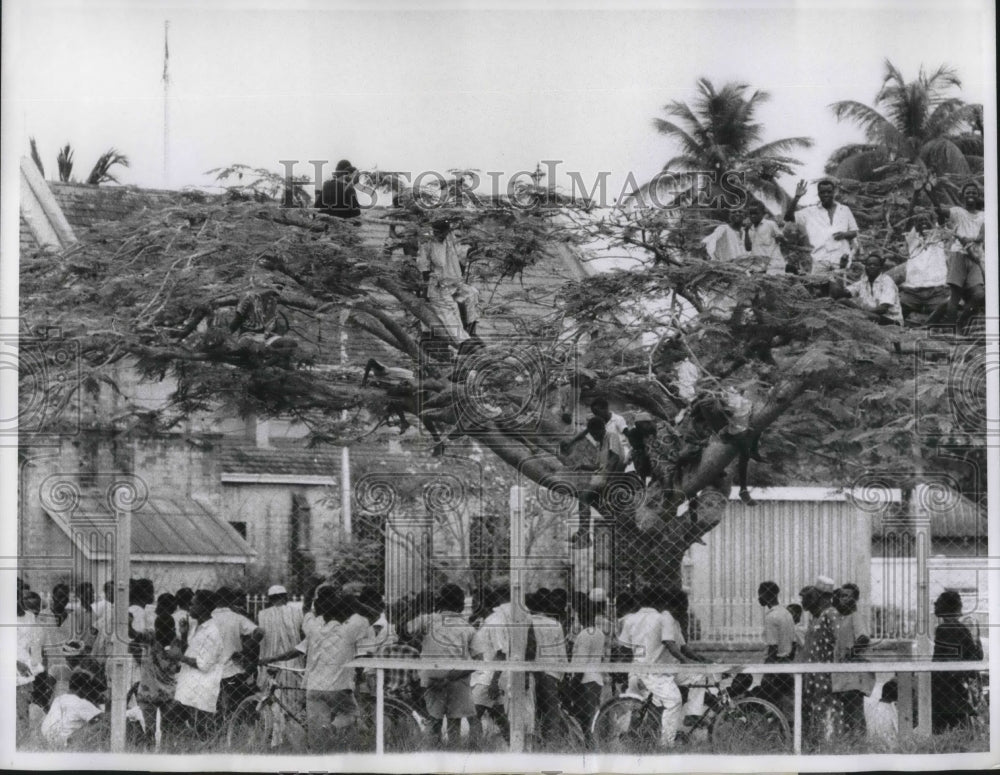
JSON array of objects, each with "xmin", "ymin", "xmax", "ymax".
[{"xmin": 15, "ymin": 570, "xmax": 985, "ymax": 752}]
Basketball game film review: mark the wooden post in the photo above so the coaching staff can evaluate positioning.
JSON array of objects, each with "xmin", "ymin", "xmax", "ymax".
[
  {"xmin": 507, "ymin": 485, "xmax": 528, "ymax": 753},
  {"xmin": 109, "ymin": 489, "xmax": 131, "ymax": 753},
  {"xmin": 792, "ymin": 672, "xmax": 802, "ymax": 754}
]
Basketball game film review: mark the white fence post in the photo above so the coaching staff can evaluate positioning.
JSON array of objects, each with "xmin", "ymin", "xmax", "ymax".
[
  {"xmin": 109, "ymin": 486, "xmax": 132, "ymax": 753},
  {"xmin": 508, "ymin": 486, "xmax": 528, "ymax": 753},
  {"xmin": 792, "ymin": 673, "xmax": 802, "ymax": 755},
  {"xmin": 375, "ymin": 667, "xmax": 385, "ymax": 755}
]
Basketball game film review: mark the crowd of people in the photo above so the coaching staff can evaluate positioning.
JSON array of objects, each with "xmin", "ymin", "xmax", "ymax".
[
  {"xmin": 15, "ymin": 569, "xmax": 986, "ymax": 752},
  {"xmin": 701, "ymin": 177, "xmax": 985, "ymax": 330}
]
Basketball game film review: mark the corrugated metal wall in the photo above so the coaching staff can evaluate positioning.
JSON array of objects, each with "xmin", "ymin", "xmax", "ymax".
[{"xmin": 688, "ymin": 492, "xmax": 872, "ymax": 642}]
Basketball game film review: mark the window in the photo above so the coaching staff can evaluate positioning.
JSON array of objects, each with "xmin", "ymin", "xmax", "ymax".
[{"xmin": 229, "ymin": 521, "xmax": 248, "ymax": 540}]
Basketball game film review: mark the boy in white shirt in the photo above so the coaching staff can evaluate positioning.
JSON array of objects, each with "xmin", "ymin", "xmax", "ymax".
[{"xmin": 40, "ymin": 670, "xmax": 103, "ymax": 748}]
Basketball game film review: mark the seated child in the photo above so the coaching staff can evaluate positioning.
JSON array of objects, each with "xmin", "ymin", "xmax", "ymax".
[{"xmin": 40, "ymin": 670, "xmax": 103, "ymax": 748}]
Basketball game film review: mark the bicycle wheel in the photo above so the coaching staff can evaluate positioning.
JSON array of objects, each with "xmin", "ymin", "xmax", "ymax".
[
  {"xmin": 591, "ymin": 697, "xmax": 661, "ymax": 752},
  {"xmin": 226, "ymin": 695, "xmax": 275, "ymax": 753},
  {"xmin": 356, "ymin": 696, "xmax": 425, "ymax": 752},
  {"xmin": 528, "ymin": 706, "xmax": 587, "ymax": 753},
  {"xmin": 711, "ymin": 696, "xmax": 790, "ymax": 754}
]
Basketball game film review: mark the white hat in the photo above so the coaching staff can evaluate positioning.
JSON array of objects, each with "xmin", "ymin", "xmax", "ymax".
[
  {"xmin": 267, "ymin": 585, "xmax": 288, "ymax": 597},
  {"xmin": 589, "ymin": 587, "xmax": 607, "ymax": 603},
  {"xmin": 815, "ymin": 576, "xmax": 835, "ymax": 593}
]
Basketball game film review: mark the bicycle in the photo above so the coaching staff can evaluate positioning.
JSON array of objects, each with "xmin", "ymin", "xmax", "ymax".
[
  {"xmin": 591, "ymin": 672, "xmax": 791, "ymax": 753},
  {"xmin": 227, "ymin": 665, "xmax": 307, "ymax": 753},
  {"xmin": 227, "ymin": 663, "xmax": 428, "ymax": 753},
  {"xmin": 524, "ymin": 673, "xmax": 587, "ymax": 752}
]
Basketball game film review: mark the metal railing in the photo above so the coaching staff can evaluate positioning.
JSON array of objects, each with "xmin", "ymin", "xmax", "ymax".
[{"xmin": 347, "ymin": 657, "xmax": 988, "ymax": 756}]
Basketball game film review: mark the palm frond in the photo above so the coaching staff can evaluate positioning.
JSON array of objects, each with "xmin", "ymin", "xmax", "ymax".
[
  {"xmin": 880, "ymin": 59, "xmax": 908, "ymax": 93},
  {"xmin": 86, "ymin": 148, "xmax": 130, "ymax": 185},
  {"xmin": 745, "ymin": 136, "xmax": 815, "ymax": 158},
  {"xmin": 922, "ymin": 63, "xmax": 962, "ymax": 93},
  {"xmin": 56, "ymin": 144, "xmax": 74, "ymax": 182},
  {"xmin": 653, "ymin": 119, "xmax": 707, "ymax": 160},
  {"xmin": 924, "ymin": 100, "xmax": 974, "ymax": 140},
  {"xmin": 830, "ymin": 100, "xmax": 904, "ymax": 148}
]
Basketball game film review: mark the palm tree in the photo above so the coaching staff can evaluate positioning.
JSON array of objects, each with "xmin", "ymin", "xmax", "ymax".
[
  {"xmin": 85, "ymin": 148, "xmax": 130, "ymax": 185},
  {"xmin": 643, "ymin": 78, "xmax": 813, "ymax": 209},
  {"xmin": 827, "ymin": 60, "xmax": 981, "ymax": 181}
]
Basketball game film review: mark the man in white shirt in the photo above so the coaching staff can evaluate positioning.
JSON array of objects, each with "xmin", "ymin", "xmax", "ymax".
[
  {"xmin": 928, "ymin": 182, "xmax": 986, "ymax": 326},
  {"xmin": 213, "ymin": 587, "xmax": 263, "ymax": 713},
  {"xmin": 17, "ymin": 593, "xmax": 44, "ymax": 744},
  {"xmin": 417, "ymin": 219, "xmax": 476, "ymax": 342},
  {"xmin": 660, "ymin": 588, "xmax": 711, "ymax": 728},
  {"xmin": 702, "ymin": 209, "xmax": 750, "ymax": 262},
  {"xmin": 617, "ymin": 587, "xmax": 683, "ymax": 746},
  {"xmin": 263, "ymin": 587, "xmax": 370, "ymax": 752},
  {"xmin": 892, "ymin": 212, "xmax": 950, "ymax": 320},
  {"xmin": 257, "ymin": 584, "xmax": 304, "ymax": 744},
  {"xmin": 170, "ymin": 589, "xmax": 225, "ymax": 736},
  {"xmin": 755, "ymin": 581, "xmax": 795, "ymax": 716},
  {"xmin": 746, "ymin": 201, "xmax": 788, "ymax": 275},
  {"xmin": 784, "ymin": 178, "xmax": 859, "ymax": 274},
  {"xmin": 841, "ymin": 252, "xmax": 904, "ymax": 326},
  {"xmin": 470, "ymin": 585, "xmax": 512, "ymax": 736}
]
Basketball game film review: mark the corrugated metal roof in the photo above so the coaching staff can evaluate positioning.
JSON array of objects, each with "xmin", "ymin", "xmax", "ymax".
[
  {"xmin": 871, "ymin": 490, "xmax": 986, "ymax": 538},
  {"xmin": 45, "ymin": 491, "xmax": 254, "ymax": 560}
]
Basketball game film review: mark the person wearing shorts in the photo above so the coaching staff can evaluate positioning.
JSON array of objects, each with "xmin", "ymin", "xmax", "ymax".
[
  {"xmin": 261, "ymin": 587, "xmax": 367, "ymax": 752},
  {"xmin": 419, "ymin": 584, "xmax": 483, "ymax": 746}
]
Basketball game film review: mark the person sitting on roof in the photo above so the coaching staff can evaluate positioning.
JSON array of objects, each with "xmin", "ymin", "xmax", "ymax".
[{"xmin": 315, "ymin": 159, "xmax": 362, "ymax": 219}]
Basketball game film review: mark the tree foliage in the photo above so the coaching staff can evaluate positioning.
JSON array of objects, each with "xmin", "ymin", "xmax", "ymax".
[
  {"xmin": 645, "ymin": 78, "xmax": 814, "ymax": 209},
  {"xmin": 21, "ymin": 158, "xmax": 985, "ymax": 587},
  {"xmin": 828, "ymin": 60, "xmax": 983, "ymax": 181}
]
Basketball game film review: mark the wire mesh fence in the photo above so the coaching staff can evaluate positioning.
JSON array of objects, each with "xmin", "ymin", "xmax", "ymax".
[{"xmin": 15, "ymin": 570, "xmax": 989, "ymax": 755}]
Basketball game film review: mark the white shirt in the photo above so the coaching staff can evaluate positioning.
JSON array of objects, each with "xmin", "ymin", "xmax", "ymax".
[
  {"xmin": 618, "ymin": 607, "xmax": 664, "ymax": 664},
  {"xmin": 702, "ymin": 224, "xmax": 748, "ymax": 261},
  {"xmin": 257, "ymin": 602, "xmax": 304, "ymax": 664},
  {"xmin": 571, "ymin": 626, "xmax": 605, "ymax": 685},
  {"xmin": 763, "ymin": 605, "xmax": 796, "ymax": 659},
  {"xmin": 128, "ymin": 604, "xmax": 146, "ymax": 634},
  {"xmin": 848, "ymin": 273, "xmax": 903, "ymax": 325},
  {"xmin": 17, "ymin": 612, "xmax": 43, "ymax": 686},
  {"xmin": 174, "ymin": 618, "xmax": 224, "ymax": 713},
  {"xmin": 747, "ymin": 218, "xmax": 785, "ymax": 273},
  {"xmin": 417, "ymin": 233, "xmax": 463, "ymax": 282},
  {"xmin": 530, "ymin": 614, "xmax": 567, "ymax": 679},
  {"xmin": 40, "ymin": 693, "xmax": 103, "ymax": 747},
  {"xmin": 470, "ymin": 602, "xmax": 512, "ymax": 688},
  {"xmin": 675, "ymin": 359, "xmax": 699, "ymax": 405},
  {"xmin": 948, "ymin": 206, "xmax": 985, "ymax": 246},
  {"xmin": 295, "ymin": 615, "xmax": 369, "ymax": 692},
  {"xmin": 903, "ymin": 228, "xmax": 949, "ymax": 288},
  {"xmin": 658, "ymin": 610, "xmax": 686, "ymax": 665},
  {"xmin": 794, "ymin": 202, "xmax": 858, "ymax": 271},
  {"xmin": 212, "ymin": 607, "xmax": 258, "ymax": 679}
]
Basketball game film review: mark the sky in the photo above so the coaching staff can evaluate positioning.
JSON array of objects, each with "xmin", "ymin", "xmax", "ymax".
[{"xmin": 3, "ymin": 0, "xmax": 994, "ymax": 205}]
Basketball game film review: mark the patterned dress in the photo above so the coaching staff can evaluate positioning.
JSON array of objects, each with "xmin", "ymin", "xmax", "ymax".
[{"xmin": 802, "ymin": 605, "xmax": 843, "ymax": 745}]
